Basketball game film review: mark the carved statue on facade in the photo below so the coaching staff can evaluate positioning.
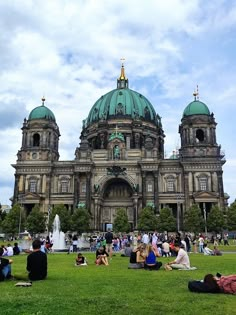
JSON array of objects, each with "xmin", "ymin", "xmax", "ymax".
[
  {"xmin": 133, "ymin": 183, "xmax": 139, "ymax": 193},
  {"xmin": 113, "ymin": 145, "xmax": 120, "ymax": 160},
  {"xmin": 107, "ymin": 165, "xmax": 126, "ymax": 177},
  {"xmin": 94, "ymin": 184, "xmax": 100, "ymax": 193}
]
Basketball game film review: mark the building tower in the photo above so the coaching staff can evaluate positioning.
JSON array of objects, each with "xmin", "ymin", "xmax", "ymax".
[
  {"xmin": 179, "ymin": 88, "xmax": 226, "ymax": 219},
  {"xmin": 12, "ymin": 98, "xmax": 60, "ymax": 213}
]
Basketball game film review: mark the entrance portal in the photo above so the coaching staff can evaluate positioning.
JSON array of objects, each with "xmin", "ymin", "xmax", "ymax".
[{"xmin": 100, "ymin": 179, "xmax": 134, "ymax": 231}]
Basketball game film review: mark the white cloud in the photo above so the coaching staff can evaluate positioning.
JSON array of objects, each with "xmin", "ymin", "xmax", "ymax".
[{"xmin": 0, "ymin": 0, "xmax": 236, "ymax": 205}]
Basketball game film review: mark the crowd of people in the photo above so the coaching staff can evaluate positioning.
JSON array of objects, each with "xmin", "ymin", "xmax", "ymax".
[
  {"xmin": 1, "ymin": 230, "xmax": 236, "ymax": 295},
  {"xmin": 0, "ymin": 239, "xmax": 47, "ymax": 282}
]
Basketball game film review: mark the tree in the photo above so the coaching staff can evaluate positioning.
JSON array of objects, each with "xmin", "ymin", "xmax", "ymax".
[
  {"xmin": 183, "ymin": 204, "xmax": 204, "ymax": 235},
  {"xmin": 26, "ymin": 205, "xmax": 46, "ymax": 236},
  {"xmin": 138, "ymin": 206, "xmax": 158, "ymax": 231},
  {"xmin": 0, "ymin": 205, "xmax": 7, "ymax": 231},
  {"xmin": 49, "ymin": 204, "xmax": 72, "ymax": 233},
  {"xmin": 226, "ymin": 201, "xmax": 236, "ymax": 231},
  {"xmin": 157, "ymin": 207, "xmax": 176, "ymax": 233},
  {"xmin": 1, "ymin": 203, "xmax": 26, "ymax": 236},
  {"xmin": 113, "ymin": 208, "xmax": 130, "ymax": 233},
  {"xmin": 207, "ymin": 205, "xmax": 225, "ymax": 234},
  {"xmin": 71, "ymin": 206, "xmax": 90, "ymax": 234}
]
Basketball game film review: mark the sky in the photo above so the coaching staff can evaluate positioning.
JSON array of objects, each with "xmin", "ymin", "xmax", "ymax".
[{"xmin": 1, "ymin": 0, "xmax": 236, "ymax": 206}]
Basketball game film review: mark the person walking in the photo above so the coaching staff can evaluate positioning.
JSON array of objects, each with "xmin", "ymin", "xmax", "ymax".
[{"xmin": 105, "ymin": 228, "xmax": 113, "ymax": 259}]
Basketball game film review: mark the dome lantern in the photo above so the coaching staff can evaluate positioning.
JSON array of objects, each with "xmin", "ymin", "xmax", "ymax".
[{"xmin": 117, "ymin": 58, "xmax": 129, "ymax": 89}]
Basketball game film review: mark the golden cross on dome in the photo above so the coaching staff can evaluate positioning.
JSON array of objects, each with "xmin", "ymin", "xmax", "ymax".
[{"xmin": 120, "ymin": 57, "xmax": 125, "ymax": 66}]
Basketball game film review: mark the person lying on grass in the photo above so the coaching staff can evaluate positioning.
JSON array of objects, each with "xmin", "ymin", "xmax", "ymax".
[
  {"xmin": 164, "ymin": 242, "xmax": 196, "ymax": 270},
  {"xmin": 188, "ymin": 273, "xmax": 236, "ymax": 294},
  {"xmin": 0, "ymin": 247, "xmax": 13, "ymax": 281},
  {"xmin": 95, "ymin": 246, "xmax": 109, "ymax": 266}
]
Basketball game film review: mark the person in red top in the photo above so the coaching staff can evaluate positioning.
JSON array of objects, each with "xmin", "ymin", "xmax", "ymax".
[{"xmin": 188, "ymin": 273, "xmax": 236, "ymax": 294}]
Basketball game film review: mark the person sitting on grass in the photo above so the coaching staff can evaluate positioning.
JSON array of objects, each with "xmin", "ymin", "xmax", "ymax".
[
  {"xmin": 95, "ymin": 246, "xmax": 109, "ymax": 266},
  {"xmin": 13, "ymin": 242, "xmax": 20, "ymax": 255},
  {"xmin": 27, "ymin": 239, "xmax": 47, "ymax": 281},
  {"xmin": 0, "ymin": 247, "xmax": 13, "ymax": 281},
  {"xmin": 75, "ymin": 253, "xmax": 87, "ymax": 266},
  {"xmin": 213, "ymin": 246, "xmax": 222, "ymax": 256},
  {"xmin": 188, "ymin": 273, "xmax": 236, "ymax": 294},
  {"xmin": 128, "ymin": 243, "xmax": 147, "ymax": 269},
  {"xmin": 203, "ymin": 243, "xmax": 214, "ymax": 256},
  {"xmin": 144, "ymin": 244, "xmax": 162, "ymax": 271},
  {"xmin": 164, "ymin": 242, "xmax": 196, "ymax": 270},
  {"xmin": 120, "ymin": 243, "xmax": 132, "ymax": 257}
]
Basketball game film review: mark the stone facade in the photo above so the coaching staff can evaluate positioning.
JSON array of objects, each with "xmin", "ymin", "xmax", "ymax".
[{"xmin": 12, "ymin": 67, "xmax": 227, "ymax": 231}]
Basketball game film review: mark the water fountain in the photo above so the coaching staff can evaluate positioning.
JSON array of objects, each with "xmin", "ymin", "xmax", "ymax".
[{"xmin": 51, "ymin": 214, "xmax": 66, "ymax": 251}]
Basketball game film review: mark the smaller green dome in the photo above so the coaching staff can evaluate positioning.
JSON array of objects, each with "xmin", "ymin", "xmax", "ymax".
[
  {"xmin": 183, "ymin": 100, "xmax": 210, "ymax": 117},
  {"xmin": 28, "ymin": 104, "xmax": 56, "ymax": 121}
]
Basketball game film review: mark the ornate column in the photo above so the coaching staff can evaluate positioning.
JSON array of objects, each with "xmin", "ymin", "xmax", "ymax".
[
  {"xmin": 74, "ymin": 174, "xmax": 80, "ymax": 208},
  {"xmin": 217, "ymin": 171, "xmax": 224, "ymax": 208},
  {"xmin": 142, "ymin": 171, "xmax": 146, "ymax": 208},
  {"xmin": 93, "ymin": 197, "xmax": 99, "ymax": 230},
  {"xmin": 184, "ymin": 172, "xmax": 190, "ymax": 209},
  {"xmin": 132, "ymin": 195, "xmax": 138, "ymax": 229},
  {"xmin": 13, "ymin": 174, "xmax": 19, "ymax": 204},
  {"xmin": 154, "ymin": 171, "xmax": 159, "ymax": 213},
  {"xmin": 86, "ymin": 172, "xmax": 91, "ymax": 210}
]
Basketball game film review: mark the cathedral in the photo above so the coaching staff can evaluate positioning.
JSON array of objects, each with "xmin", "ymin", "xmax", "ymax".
[{"xmin": 12, "ymin": 64, "xmax": 227, "ymax": 231}]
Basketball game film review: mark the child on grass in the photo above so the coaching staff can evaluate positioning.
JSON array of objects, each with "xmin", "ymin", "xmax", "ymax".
[{"xmin": 75, "ymin": 253, "xmax": 87, "ymax": 266}]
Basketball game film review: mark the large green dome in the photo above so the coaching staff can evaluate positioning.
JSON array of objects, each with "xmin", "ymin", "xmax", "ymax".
[
  {"xmin": 87, "ymin": 88, "xmax": 157, "ymax": 125},
  {"xmin": 86, "ymin": 64, "xmax": 159, "ymax": 126},
  {"xmin": 28, "ymin": 100, "xmax": 56, "ymax": 122},
  {"xmin": 183, "ymin": 100, "xmax": 210, "ymax": 117}
]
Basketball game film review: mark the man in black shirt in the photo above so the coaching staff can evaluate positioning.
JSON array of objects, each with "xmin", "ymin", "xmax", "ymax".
[
  {"xmin": 27, "ymin": 239, "xmax": 47, "ymax": 281},
  {"xmin": 105, "ymin": 228, "xmax": 113, "ymax": 259}
]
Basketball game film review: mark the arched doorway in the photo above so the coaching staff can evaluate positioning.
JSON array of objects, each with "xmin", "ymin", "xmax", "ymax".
[{"xmin": 99, "ymin": 178, "xmax": 134, "ymax": 231}]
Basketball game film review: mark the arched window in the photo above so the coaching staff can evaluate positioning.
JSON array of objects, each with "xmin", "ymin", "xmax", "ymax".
[
  {"xmin": 60, "ymin": 178, "xmax": 70, "ymax": 193},
  {"xmin": 166, "ymin": 176, "xmax": 175, "ymax": 192},
  {"xmin": 144, "ymin": 106, "xmax": 151, "ymax": 120},
  {"xmin": 199, "ymin": 176, "xmax": 208, "ymax": 191},
  {"xmin": 147, "ymin": 182, "xmax": 153, "ymax": 192},
  {"xmin": 29, "ymin": 178, "xmax": 37, "ymax": 193},
  {"xmin": 116, "ymin": 103, "xmax": 124, "ymax": 114},
  {"xmin": 81, "ymin": 183, "xmax": 86, "ymax": 193},
  {"xmin": 33, "ymin": 133, "xmax": 40, "ymax": 147},
  {"xmin": 196, "ymin": 129, "xmax": 204, "ymax": 142}
]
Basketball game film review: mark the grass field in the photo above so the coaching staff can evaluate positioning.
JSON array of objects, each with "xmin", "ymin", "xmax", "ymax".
[{"xmin": 1, "ymin": 251, "xmax": 236, "ymax": 315}]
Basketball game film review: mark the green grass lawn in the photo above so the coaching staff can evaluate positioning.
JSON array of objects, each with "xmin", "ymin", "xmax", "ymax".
[{"xmin": 1, "ymin": 252, "xmax": 236, "ymax": 315}]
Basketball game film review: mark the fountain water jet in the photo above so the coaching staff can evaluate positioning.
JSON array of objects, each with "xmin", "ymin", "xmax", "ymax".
[{"xmin": 52, "ymin": 214, "xmax": 66, "ymax": 251}]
